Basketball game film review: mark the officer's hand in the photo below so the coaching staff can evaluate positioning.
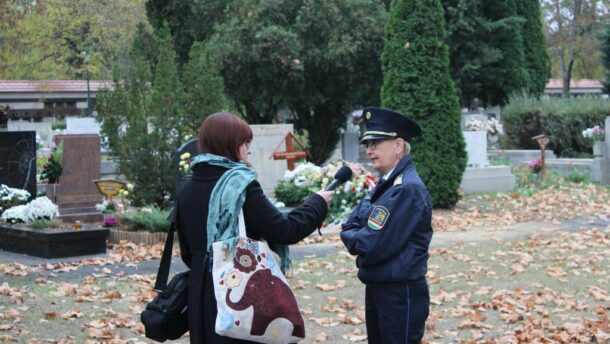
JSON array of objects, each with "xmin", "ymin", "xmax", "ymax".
[{"xmin": 315, "ymin": 190, "xmax": 334, "ymax": 204}]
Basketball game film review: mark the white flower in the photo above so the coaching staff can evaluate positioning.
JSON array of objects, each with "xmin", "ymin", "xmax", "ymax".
[
  {"xmin": 465, "ymin": 118, "xmax": 483, "ymax": 131},
  {"xmin": 283, "ymin": 170, "xmax": 294, "ymax": 180},
  {"xmin": 0, "ymin": 184, "xmax": 30, "ymax": 205},
  {"xmin": 95, "ymin": 200, "xmax": 109, "ymax": 212},
  {"xmin": 1, "ymin": 204, "xmax": 28, "ymax": 223},
  {"xmin": 343, "ymin": 181, "xmax": 353, "ymax": 193},
  {"xmin": 25, "ymin": 196, "xmax": 59, "ymax": 221},
  {"xmin": 293, "ymin": 176, "xmax": 307, "ymax": 187}
]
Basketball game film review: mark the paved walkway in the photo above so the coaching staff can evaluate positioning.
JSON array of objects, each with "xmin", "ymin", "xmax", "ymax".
[{"xmin": 1, "ymin": 216, "xmax": 608, "ymax": 283}]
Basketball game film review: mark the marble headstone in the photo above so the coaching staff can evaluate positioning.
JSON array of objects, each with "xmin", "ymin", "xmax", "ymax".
[
  {"xmin": 0, "ymin": 131, "xmax": 36, "ymax": 198},
  {"xmin": 171, "ymin": 125, "xmax": 294, "ymax": 196},
  {"xmin": 463, "ymin": 131, "xmax": 489, "ymax": 167},
  {"xmin": 250, "ymin": 124, "xmax": 294, "ymax": 195},
  {"xmin": 66, "ymin": 117, "xmax": 101, "ymax": 135}
]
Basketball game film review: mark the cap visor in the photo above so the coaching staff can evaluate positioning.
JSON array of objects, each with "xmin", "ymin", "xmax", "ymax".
[{"xmin": 359, "ymin": 134, "xmax": 394, "ymax": 143}]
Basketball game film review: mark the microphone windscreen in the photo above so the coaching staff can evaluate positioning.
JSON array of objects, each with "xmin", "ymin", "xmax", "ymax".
[{"xmin": 334, "ymin": 166, "xmax": 353, "ymax": 183}]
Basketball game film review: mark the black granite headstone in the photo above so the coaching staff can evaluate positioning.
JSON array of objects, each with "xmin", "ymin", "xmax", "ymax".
[
  {"xmin": 173, "ymin": 138, "xmax": 200, "ymax": 195},
  {"xmin": 0, "ymin": 131, "xmax": 36, "ymax": 199}
]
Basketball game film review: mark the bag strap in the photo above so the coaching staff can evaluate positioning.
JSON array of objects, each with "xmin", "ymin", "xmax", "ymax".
[{"xmin": 153, "ymin": 205, "xmax": 178, "ymax": 292}]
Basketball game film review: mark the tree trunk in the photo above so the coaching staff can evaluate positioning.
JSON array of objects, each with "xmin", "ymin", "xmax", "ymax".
[{"xmin": 562, "ymin": 59, "xmax": 574, "ymax": 98}]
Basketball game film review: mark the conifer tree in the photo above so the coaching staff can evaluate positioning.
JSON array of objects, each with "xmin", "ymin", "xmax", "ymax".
[
  {"xmin": 480, "ymin": 0, "xmax": 529, "ymax": 105},
  {"xmin": 181, "ymin": 42, "xmax": 231, "ymax": 133},
  {"xmin": 97, "ymin": 23, "xmax": 187, "ymax": 207},
  {"xmin": 381, "ymin": 0, "xmax": 466, "ymax": 208},
  {"xmin": 601, "ymin": 24, "xmax": 610, "ymax": 94},
  {"xmin": 515, "ymin": 0, "xmax": 550, "ymax": 96}
]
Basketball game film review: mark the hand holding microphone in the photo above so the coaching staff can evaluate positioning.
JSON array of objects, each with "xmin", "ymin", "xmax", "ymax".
[{"xmin": 315, "ymin": 166, "xmax": 353, "ymax": 203}]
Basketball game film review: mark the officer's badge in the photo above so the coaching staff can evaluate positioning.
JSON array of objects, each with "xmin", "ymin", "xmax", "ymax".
[
  {"xmin": 365, "ymin": 111, "xmax": 371, "ymax": 120},
  {"xmin": 393, "ymin": 174, "xmax": 403, "ymax": 186},
  {"xmin": 367, "ymin": 206, "xmax": 389, "ymax": 231}
]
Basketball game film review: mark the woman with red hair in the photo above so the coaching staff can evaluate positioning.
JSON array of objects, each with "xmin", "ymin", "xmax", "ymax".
[{"xmin": 174, "ymin": 112, "xmax": 333, "ymax": 343}]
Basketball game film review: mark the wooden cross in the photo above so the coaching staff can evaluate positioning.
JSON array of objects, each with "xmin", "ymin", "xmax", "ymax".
[{"xmin": 270, "ymin": 132, "xmax": 308, "ymax": 171}]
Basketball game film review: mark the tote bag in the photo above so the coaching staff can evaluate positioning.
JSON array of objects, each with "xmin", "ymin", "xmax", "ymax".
[{"xmin": 212, "ymin": 212, "xmax": 305, "ymax": 343}]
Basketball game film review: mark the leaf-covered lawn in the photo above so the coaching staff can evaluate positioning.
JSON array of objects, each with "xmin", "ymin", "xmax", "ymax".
[
  {"xmin": 434, "ymin": 182, "xmax": 610, "ymax": 232},
  {"xmin": 1, "ymin": 225, "xmax": 607, "ymax": 343},
  {"xmin": 1, "ymin": 183, "xmax": 609, "ymax": 343}
]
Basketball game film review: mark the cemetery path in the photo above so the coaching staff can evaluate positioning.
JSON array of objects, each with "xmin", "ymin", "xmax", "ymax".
[{"xmin": 1, "ymin": 215, "xmax": 608, "ymax": 284}]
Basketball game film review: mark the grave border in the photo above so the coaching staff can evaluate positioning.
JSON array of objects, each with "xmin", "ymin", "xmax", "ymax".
[{"xmin": 0, "ymin": 224, "xmax": 108, "ymax": 258}]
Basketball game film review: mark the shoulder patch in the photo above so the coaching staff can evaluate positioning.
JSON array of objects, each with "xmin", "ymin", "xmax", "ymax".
[
  {"xmin": 393, "ymin": 174, "xmax": 403, "ymax": 186},
  {"xmin": 367, "ymin": 206, "xmax": 390, "ymax": 231}
]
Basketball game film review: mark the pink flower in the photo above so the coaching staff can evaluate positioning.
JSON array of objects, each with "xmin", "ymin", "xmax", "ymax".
[
  {"xmin": 527, "ymin": 159, "xmax": 541, "ymax": 168},
  {"xmin": 103, "ymin": 215, "xmax": 119, "ymax": 227}
]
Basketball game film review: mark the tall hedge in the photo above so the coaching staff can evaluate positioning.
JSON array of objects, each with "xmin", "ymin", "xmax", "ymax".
[
  {"xmin": 515, "ymin": 0, "xmax": 550, "ymax": 97},
  {"xmin": 502, "ymin": 95, "xmax": 610, "ymax": 157},
  {"xmin": 381, "ymin": 0, "xmax": 466, "ymax": 208}
]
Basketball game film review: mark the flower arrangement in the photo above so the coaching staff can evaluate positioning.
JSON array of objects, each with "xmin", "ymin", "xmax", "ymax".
[
  {"xmin": 465, "ymin": 118, "xmax": 483, "ymax": 131},
  {"xmin": 0, "ymin": 184, "xmax": 30, "ymax": 213},
  {"xmin": 1, "ymin": 196, "xmax": 59, "ymax": 224},
  {"xmin": 117, "ymin": 183, "xmax": 134, "ymax": 203},
  {"xmin": 179, "ymin": 152, "xmax": 193, "ymax": 174},
  {"xmin": 25, "ymin": 196, "xmax": 59, "ymax": 221},
  {"xmin": 40, "ymin": 141, "xmax": 63, "ymax": 183},
  {"xmin": 582, "ymin": 125, "xmax": 605, "ymax": 142},
  {"xmin": 95, "ymin": 199, "xmax": 119, "ymax": 214},
  {"xmin": 487, "ymin": 117, "xmax": 504, "ymax": 136},
  {"xmin": 527, "ymin": 159, "xmax": 542, "ymax": 174},
  {"xmin": 275, "ymin": 163, "xmax": 324, "ymax": 206},
  {"xmin": 103, "ymin": 214, "xmax": 120, "ymax": 227},
  {"xmin": 1, "ymin": 204, "xmax": 28, "ymax": 223},
  {"xmin": 274, "ymin": 161, "xmax": 378, "ymax": 224}
]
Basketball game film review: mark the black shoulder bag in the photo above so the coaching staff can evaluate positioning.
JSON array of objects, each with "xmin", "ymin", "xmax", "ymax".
[{"xmin": 141, "ymin": 208, "xmax": 189, "ymax": 342}]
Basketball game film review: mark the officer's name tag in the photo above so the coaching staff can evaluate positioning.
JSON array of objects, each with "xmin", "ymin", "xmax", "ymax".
[{"xmin": 368, "ymin": 206, "xmax": 389, "ymax": 231}]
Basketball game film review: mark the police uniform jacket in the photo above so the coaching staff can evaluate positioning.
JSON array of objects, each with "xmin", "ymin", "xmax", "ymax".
[
  {"xmin": 341, "ymin": 156, "xmax": 432, "ymax": 284},
  {"xmin": 174, "ymin": 163, "xmax": 328, "ymax": 344}
]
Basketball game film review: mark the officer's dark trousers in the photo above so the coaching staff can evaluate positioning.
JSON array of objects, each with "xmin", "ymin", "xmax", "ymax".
[{"xmin": 365, "ymin": 278, "xmax": 429, "ymax": 344}]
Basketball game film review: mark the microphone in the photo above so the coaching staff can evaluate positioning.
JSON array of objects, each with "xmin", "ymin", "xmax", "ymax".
[{"xmin": 325, "ymin": 166, "xmax": 353, "ymax": 191}]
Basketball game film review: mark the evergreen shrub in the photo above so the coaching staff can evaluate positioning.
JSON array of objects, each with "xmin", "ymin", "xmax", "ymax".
[{"xmin": 381, "ymin": 0, "xmax": 466, "ymax": 208}]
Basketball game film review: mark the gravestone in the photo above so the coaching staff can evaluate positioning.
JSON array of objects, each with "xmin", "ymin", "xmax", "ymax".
[
  {"xmin": 173, "ymin": 125, "xmax": 293, "ymax": 196},
  {"xmin": 342, "ymin": 115, "xmax": 360, "ymax": 162},
  {"xmin": 174, "ymin": 138, "xmax": 200, "ymax": 194},
  {"xmin": 0, "ymin": 131, "xmax": 36, "ymax": 198},
  {"xmin": 463, "ymin": 131, "xmax": 488, "ymax": 167},
  {"xmin": 66, "ymin": 117, "xmax": 101, "ymax": 135},
  {"xmin": 599, "ymin": 116, "xmax": 610, "ymax": 184},
  {"xmin": 46, "ymin": 134, "xmax": 102, "ymax": 222},
  {"xmin": 250, "ymin": 124, "xmax": 294, "ymax": 194}
]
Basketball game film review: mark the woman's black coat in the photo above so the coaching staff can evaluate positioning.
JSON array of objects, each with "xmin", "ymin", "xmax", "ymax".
[{"xmin": 174, "ymin": 163, "xmax": 328, "ymax": 344}]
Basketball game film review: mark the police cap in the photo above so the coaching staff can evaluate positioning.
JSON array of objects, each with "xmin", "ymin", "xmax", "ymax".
[{"xmin": 360, "ymin": 107, "xmax": 421, "ymax": 143}]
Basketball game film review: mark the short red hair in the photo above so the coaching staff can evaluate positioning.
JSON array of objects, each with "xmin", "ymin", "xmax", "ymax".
[{"xmin": 198, "ymin": 113, "xmax": 253, "ymax": 162}]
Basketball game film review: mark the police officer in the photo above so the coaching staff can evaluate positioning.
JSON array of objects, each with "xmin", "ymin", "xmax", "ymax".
[{"xmin": 341, "ymin": 107, "xmax": 432, "ymax": 344}]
